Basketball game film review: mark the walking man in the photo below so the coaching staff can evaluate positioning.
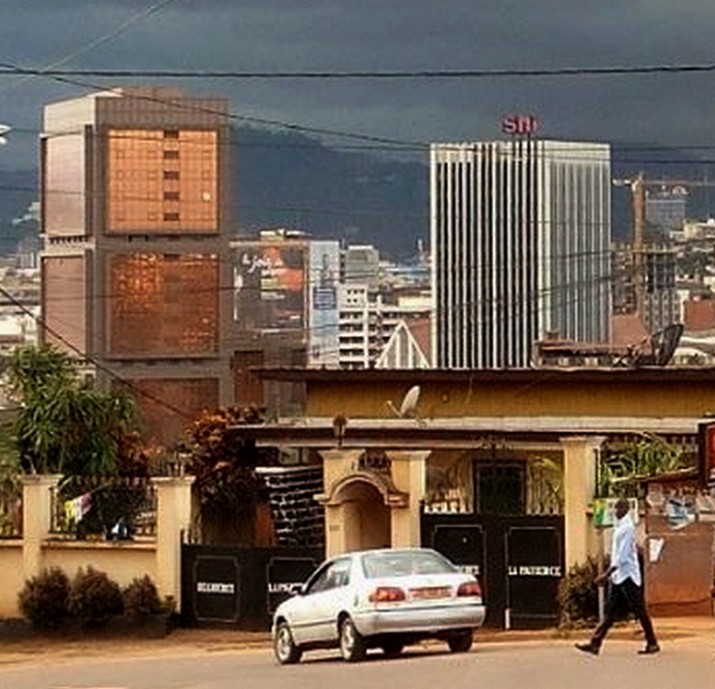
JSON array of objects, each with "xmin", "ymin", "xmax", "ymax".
[{"xmin": 575, "ymin": 497, "xmax": 660, "ymax": 656}]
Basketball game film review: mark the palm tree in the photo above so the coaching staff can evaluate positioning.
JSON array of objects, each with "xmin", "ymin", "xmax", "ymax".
[{"xmin": 6, "ymin": 345, "xmax": 137, "ymax": 476}]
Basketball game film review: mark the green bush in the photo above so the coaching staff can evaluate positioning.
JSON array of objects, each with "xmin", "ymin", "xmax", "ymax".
[
  {"xmin": 122, "ymin": 575, "xmax": 162, "ymax": 621},
  {"xmin": 557, "ymin": 557, "xmax": 601, "ymax": 628},
  {"xmin": 68, "ymin": 567, "xmax": 123, "ymax": 625},
  {"xmin": 18, "ymin": 567, "xmax": 71, "ymax": 630}
]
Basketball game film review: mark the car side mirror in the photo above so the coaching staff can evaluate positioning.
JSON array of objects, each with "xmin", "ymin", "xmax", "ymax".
[{"xmin": 297, "ymin": 583, "xmax": 308, "ymax": 596}]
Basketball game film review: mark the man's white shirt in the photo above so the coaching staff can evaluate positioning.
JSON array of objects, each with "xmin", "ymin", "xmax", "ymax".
[{"xmin": 610, "ymin": 512, "xmax": 641, "ymax": 586}]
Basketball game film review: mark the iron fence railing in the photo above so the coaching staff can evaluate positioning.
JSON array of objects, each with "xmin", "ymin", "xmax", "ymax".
[
  {"xmin": 50, "ymin": 476, "xmax": 157, "ymax": 540},
  {"xmin": 0, "ymin": 489, "xmax": 22, "ymax": 539}
]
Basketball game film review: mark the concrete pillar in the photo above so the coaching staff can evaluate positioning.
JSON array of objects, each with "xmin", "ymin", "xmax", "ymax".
[
  {"xmin": 152, "ymin": 476, "xmax": 195, "ymax": 611},
  {"xmin": 21, "ymin": 474, "xmax": 62, "ymax": 580},
  {"xmin": 561, "ymin": 436, "xmax": 605, "ymax": 569},
  {"xmin": 317, "ymin": 449, "xmax": 363, "ymax": 558},
  {"xmin": 387, "ymin": 451, "xmax": 430, "ymax": 548}
]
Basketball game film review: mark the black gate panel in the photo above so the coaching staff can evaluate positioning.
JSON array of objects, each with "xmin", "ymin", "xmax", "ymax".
[
  {"xmin": 506, "ymin": 525, "xmax": 563, "ymax": 629},
  {"xmin": 181, "ymin": 545, "xmax": 323, "ymax": 630},
  {"xmin": 432, "ymin": 524, "xmax": 485, "ymax": 580},
  {"xmin": 193, "ymin": 555, "xmax": 240, "ymax": 623},
  {"xmin": 266, "ymin": 555, "xmax": 321, "ymax": 614},
  {"xmin": 423, "ymin": 512, "xmax": 564, "ymax": 629}
]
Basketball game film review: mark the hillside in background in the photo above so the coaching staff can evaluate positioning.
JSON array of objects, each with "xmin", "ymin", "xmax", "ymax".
[
  {"xmin": 234, "ymin": 127, "xmax": 427, "ymax": 258},
  {"xmin": 2, "ymin": 130, "xmax": 715, "ymax": 259}
]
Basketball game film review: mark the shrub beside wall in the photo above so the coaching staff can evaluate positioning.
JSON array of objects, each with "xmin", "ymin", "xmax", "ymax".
[
  {"xmin": 17, "ymin": 567, "xmax": 167, "ymax": 635},
  {"xmin": 18, "ymin": 568, "xmax": 71, "ymax": 630},
  {"xmin": 557, "ymin": 557, "xmax": 601, "ymax": 628},
  {"xmin": 122, "ymin": 575, "xmax": 162, "ymax": 622},
  {"xmin": 68, "ymin": 567, "xmax": 123, "ymax": 626}
]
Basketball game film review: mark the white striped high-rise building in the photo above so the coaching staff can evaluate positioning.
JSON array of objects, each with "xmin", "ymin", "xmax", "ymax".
[{"xmin": 431, "ymin": 139, "xmax": 611, "ymax": 368}]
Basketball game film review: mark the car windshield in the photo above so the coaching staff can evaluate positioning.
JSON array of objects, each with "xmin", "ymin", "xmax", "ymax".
[{"xmin": 361, "ymin": 550, "xmax": 457, "ymax": 579}]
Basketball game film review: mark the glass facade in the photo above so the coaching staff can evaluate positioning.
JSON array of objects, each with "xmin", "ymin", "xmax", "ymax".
[
  {"xmin": 41, "ymin": 255, "xmax": 87, "ymax": 353},
  {"xmin": 107, "ymin": 252, "xmax": 219, "ymax": 356},
  {"xmin": 127, "ymin": 377, "xmax": 220, "ymax": 446},
  {"xmin": 44, "ymin": 133, "xmax": 86, "ymax": 236},
  {"xmin": 107, "ymin": 129, "xmax": 218, "ymax": 234}
]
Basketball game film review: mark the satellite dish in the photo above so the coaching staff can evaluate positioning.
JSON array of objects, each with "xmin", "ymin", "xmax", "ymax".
[
  {"xmin": 398, "ymin": 385, "xmax": 421, "ymax": 418},
  {"xmin": 632, "ymin": 323, "xmax": 684, "ymax": 368},
  {"xmin": 385, "ymin": 385, "xmax": 422, "ymax": 419}
]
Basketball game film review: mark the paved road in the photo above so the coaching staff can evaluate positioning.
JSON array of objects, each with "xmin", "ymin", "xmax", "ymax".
[{"xmin": 0, "ymin": 636, "xmax": 712, "ymax": 689}]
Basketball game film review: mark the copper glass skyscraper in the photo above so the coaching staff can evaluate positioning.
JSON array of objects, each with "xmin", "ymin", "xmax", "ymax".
[
  {"xmin": 431, "ymin": 139, "xmax": 611, "ymax": 369},
  {"xmin": 40, "ymin": 87, "xmax": 233, "ymax": 444}
]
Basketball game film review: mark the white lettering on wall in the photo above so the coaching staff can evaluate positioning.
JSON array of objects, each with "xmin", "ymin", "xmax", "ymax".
[
  {"xmin": 268, "ymin": 582, "xmax": 302, "ymax": 595},
  {"xmin": 458, "ymin": 564, "xmax": 481, "ymax": 576},
  {"xmin": 507, "ymin": 565, "xmax": 562, "ymax": 577},
  {"xmin": 197, "ymin": 581, "xmax": 235, "ymax": 594}
]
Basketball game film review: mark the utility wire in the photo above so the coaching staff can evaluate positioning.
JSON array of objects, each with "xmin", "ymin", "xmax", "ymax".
[
  {"xmin": 2, "ymin": 62, "xmax": 715, "ymax": 79},
  {"xmin": 0, "ymin": 0, "xmax": 182, "ymax": 96}
]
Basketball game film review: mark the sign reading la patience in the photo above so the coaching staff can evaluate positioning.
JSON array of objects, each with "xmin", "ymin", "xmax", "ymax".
[{"xmin": 508, "ymin": 565, "xmax": 562, "ymax": 577}]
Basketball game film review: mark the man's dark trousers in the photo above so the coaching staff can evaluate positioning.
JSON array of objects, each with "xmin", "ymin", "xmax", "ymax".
[{"xmin": 591, "ymin": 578, "xmax": 658, "ymax": 648}]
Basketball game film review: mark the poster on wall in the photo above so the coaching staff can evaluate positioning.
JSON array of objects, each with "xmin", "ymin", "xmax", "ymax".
[
  {"xmin": 592, "ymin": 497, "xmax": 640, "ymax": 528},
  {"xmin": 698, "ymin": 422, "xmax": 715, "ymax": 487},
  {"xmin": 308, "ymin": 241, "xmax": 340, "ymax": 368},
  {"xmin": 234, "ymin": 242, "xmax": 306, "ymax": 330}
]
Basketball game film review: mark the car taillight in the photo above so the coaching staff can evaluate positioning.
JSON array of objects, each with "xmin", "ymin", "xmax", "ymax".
[
  {"xmin": 457, "ymin": 581, "xmax": 482, "ymax": 597},
  {"xmin": 369, "ymin": 586, "xmax": 406, "ymax": 603}
]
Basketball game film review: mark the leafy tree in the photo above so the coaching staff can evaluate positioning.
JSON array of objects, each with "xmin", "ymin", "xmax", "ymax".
[
  {"xmin": 185, "ymin": 406, "xmax": 276, "ymax": 544},
  {"xmin": 6, "ymin": 344, "xmax": 137, "ymax": 476}
]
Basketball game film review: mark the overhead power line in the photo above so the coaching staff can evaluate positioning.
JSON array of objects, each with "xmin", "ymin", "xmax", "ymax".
[
  {"xmin": 0, "ymin": 0, "xmax": 181, "ymax": 97},
  {"xmin": 2, "ymin": 63, "xmax": 715, "ymax": 79}
]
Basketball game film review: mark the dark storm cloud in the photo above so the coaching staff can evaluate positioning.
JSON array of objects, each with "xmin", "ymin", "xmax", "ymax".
[{"xmin": 1, "ymin": 0, "xmax": 715, "ymax": 168}]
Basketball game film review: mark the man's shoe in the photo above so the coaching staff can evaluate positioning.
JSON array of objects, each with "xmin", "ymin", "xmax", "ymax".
[
  {"xmin": 638, "ymin": 643, "xmax": 660, "ymax": 655},
  {"xmin": 575, "ymin": 642, "xmax": 600, "ymax": 656}
]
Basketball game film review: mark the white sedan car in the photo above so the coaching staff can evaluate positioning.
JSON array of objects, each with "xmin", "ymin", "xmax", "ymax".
[{"xmin": 272, "ymin": 547, "xmax": 486, "ymax": 664}]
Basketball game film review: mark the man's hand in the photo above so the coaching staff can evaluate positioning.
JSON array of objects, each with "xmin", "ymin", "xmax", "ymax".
[
  {"xmin": 594, "ymin": 573, "xmax": 609, "ymax": 587},
  {"xmin": 594, "ymin": 566, "xmax": 614, "ymax": 587}
]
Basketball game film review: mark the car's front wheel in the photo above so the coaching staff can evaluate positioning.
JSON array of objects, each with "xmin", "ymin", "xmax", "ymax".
[
  {"xmin": 339, "ymin": 616, "xmax": 367, "ymax": 662},
  {"xmin": 447, "ymin": 630, "xmax": 473, "ymax": 653},
  {"xmin": 274, "ymin": 620, "xmax": 302, "ymax": 665}
]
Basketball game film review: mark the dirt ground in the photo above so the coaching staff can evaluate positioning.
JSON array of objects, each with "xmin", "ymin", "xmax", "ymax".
[{"xmin": 0, "ymin": 617, "xmax": 712, "ymax": 666}]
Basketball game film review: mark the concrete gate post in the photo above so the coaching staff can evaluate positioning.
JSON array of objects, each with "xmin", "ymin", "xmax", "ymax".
[
  {"xmin": 386, "ymin": 450, "xmax": 430, "ymax": 548},
  {"xmin": 561, "ymin": 436, "xmax": 605, "ymax": 569},
  {"xmin": 316, "ymin": 449, "xmax": 364, "ymax": 558},
  {"xmin": 152, "ymin": 475, "xmax": 195, "ymax": 611},
  {"xmin": 21, "ymin": 474, "xmax": 62, "ymax": 581}
]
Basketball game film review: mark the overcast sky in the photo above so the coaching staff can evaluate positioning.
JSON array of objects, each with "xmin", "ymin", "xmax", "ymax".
[{"xmin": 1, "ymin": 0, "xmax": 715, "ymax": 169}]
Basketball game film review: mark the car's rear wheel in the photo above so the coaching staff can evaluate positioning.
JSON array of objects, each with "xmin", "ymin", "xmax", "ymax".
[
  {"xmin": 381, "ymin": 640, "xmax": 404, "ymax": 657},
  {"xmin": 339, "ymin": 616, "xmax": 367, "ymax": 662},
  {"xmin": 274, "ymin": 620, "xmax": 302, "ymax": 665},
  {"xmin": 447, "ymin": 630, "xmax": 473, "ymax": 653}
]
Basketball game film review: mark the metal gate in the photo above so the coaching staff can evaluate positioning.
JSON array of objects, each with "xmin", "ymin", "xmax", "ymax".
[
  {"xmin": 422, "ymin": 513, "xmax": 563, "ymax": 629},
  {"xmin": 181, "ymin": 544, "xmax": 323, "ymax": 629}
]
